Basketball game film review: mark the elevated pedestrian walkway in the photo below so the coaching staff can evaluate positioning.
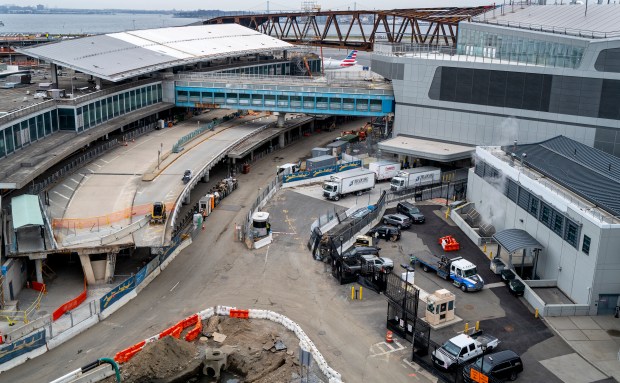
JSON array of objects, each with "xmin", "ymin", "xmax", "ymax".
[{"xmin": 175, "ymin": 73, "xmax": 395, "ymax": 117}]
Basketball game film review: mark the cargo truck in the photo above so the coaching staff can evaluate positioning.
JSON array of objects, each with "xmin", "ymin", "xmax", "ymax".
[
  {"xmin": 322, "ymin": 168, "xmax": 375, "ymax": 201},
  {"xmin": 368, "ymin": 161, "xmax": 401, "ymax": 181},
  {"xmin": 410, "ymin": 250, "xmax": 484, "ymax": 292},
  {"xmin": 390, "ymin": 166, "xmax": 441, "ymax": 192}
]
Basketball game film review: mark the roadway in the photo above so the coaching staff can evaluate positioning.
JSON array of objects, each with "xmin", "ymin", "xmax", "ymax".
[
  {"xmin": 3, "ymin": 119, "xmax": 427, "ymax": 383},
  {"xmin": 49, "ymin": 111, "xmax": 274, "ymax": 248}
]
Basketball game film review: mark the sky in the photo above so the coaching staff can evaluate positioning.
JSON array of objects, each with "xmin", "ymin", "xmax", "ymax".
[{"xmin": 12, "ymin": 0, "xmax": 493, "ymax": 11}]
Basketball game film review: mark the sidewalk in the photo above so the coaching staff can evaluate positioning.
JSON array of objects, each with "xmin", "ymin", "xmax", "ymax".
[{"xmin": 545, "ymin": 316, "xmax": 620, "ymax": 382}]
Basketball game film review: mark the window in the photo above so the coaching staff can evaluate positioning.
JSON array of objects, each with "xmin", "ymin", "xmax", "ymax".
[
  {"xmin": 582, "ymin": 235, "xmax": 591, "ymax": 255},
  {"xmin": 528, "ymin": 197, "xmax": 539, "ymax": 218},
  {"xmin": 540, "ymin": 204, "xmax": 552, "ymax": 227},
  {"xmin": 552, "ymin": 211, "xmax": 564, "ymax": 236},
  {"xmin": 564, "ymin": 219, "xmax": 580, "ymax": 248}
]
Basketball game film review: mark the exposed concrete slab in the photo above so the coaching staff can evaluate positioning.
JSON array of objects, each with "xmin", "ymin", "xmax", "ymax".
[
  {"xmin": 540, "ymin": 353, "xmax": 607, "ymax": 383},
  {"xmin": 583, "ymin": 329, "xmax": 613, "ymax": 341},
  {"xmin": 571, "ymin": 316, "xmax": 602, "ymax": 330},
  {"xmin": 547, "ymin": 316, "xmax": 579, "ymax": 330},
  {"xmin": 559, "ymin": 329, "xmax": 590, "ymax": 341},
  {"xmin": 570, "ymin": 340, "xmax": 620, "ymax": 362}
]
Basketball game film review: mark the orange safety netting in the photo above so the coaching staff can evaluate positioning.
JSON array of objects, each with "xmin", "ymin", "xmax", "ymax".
[{"xmin": 52, "ymin": 202, "xmax": 175, "ymax": 229}]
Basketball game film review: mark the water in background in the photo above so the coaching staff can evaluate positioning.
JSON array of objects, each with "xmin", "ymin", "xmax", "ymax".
[{"xmin": 0, "ymin": 13, "xmax": 201, "ymax": 34}]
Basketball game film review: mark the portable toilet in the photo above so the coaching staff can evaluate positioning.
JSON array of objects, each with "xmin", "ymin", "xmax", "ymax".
[
  {"xmin": 252, "ymin": 212, "xmax": 270, "ymax": 238},
  {"xmin": 425, "ymin": 289, "xmax": 455, "ymax": 326},
  {"xmin": 199, "ymin": 194, "xmax": 214, "ymax": 216}
]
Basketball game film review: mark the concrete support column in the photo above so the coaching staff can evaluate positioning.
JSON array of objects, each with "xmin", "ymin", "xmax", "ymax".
[
  {"xmin": 35, "ymin": 259, "xmax": 43, "ymax": 284},
  {"xmin": 310, "ymin": 120, "xmax": 315, "ymax": 133},
  {"xmin": 95, "ymin": 77, "xmax": 102, "ymax": 90},
  {"xmin": 277, "ymin": 112, "xmax": 286, "ymax": 128},
  {"xmin": 279, "ymin": 133, "xmax": 285, "ymax": 148},
  {"xmin": 250, "ymin": 150, "xmax": 254, "ymax": 162},
  {"xmin": 79, "ymin": 254, "xmax": 97, "ymax": 285},
  {"xmin": 105, "ymin": 252, "xmax": 117, "ymax": 284},
  {"xmin": 201, "ymin": 171, "xmax": 210, "ymax": 183},
  {"xmin": 50, "ymin": 63, "xmax": 59, "ymax": 87},
  {"xmin": 183, "ymin": 191, "xmax": 191, "ymax": 205}
]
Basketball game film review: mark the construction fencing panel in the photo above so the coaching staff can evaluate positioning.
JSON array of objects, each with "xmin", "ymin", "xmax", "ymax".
[
  {"xmin": 0, "ymin": 329, "xmax": 46, "ymax": 364},
  {"xmin": 99, "ymin": 276, "xmax": 136, "ymax": 313}
]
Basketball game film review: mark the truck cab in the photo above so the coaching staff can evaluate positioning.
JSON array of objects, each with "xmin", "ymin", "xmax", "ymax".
[
  {"xmin": 277, "ymin": 163, "xmax": 300, "ymax": 176},
  {"xmin": 432, "ymin": 333, "xmax": 499, "ymax": 370},
  {"xmin": 450, "ymin": 259, "xmax": 484, "ymax": 291},
  {"xmin": 390, "ymin": 176, "xmax": 406, "ymax": 192},
  {"xmin": 322, "ymin": 182, "xmax": 339, "ymax": 200}
]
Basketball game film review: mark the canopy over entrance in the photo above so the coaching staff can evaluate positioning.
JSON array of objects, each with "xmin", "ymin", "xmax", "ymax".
[{"xmin": 493, "ymin": 228, "xmax": 544, "ymax": 279}]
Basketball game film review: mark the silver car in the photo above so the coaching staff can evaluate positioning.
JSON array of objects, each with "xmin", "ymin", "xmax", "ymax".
[{"xmin": 382, "ymin": 213, "xmax": 412, "ymax": 229}]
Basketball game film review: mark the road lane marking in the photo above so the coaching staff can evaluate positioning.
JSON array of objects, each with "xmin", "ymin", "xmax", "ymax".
[
  {"xmin": 53, "ymin": 191, "xmax": 70, "ymax": 200},
  {"xmin": 69, "ymin": 178, "xmax": 80, "ymax": 184},
  {"xmin": 63, "ymin": 184, "xmax": 75, "ymax": 191},
  {"xmin": 170, "ymin": 281, "xmax": 180, "ymax": 292}
]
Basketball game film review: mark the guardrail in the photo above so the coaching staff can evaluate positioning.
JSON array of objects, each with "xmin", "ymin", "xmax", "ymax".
[
  {"xmin": 167, "ymin": 120, "xmax": 273, "ymax": 242},
  {"xmin": 0, "ymin": 100, "xmax": 56, "ymax": 128},
  {"xmin": 0, "ymin": 286, "xmax": 46, "ymax": 325},
  {"xmin": 171, "ymin": 111, "xmax": 245, "ymax": 153}
]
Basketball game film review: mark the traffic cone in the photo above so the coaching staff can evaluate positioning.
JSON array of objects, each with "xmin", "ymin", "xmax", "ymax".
[{"xmin": 385, "ymin": 330, "xmax": 393, "ymax": 343}]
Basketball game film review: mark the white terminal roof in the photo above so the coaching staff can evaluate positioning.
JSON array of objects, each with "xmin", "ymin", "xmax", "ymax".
[
  {"xmin": 473, "ymin": 4, "xmax": 620, "ymax": 37},
  {"xmin": 17, "ymin": 24, "xmax": 292, "ymax": 82},
  {"xmin": 378, "ymin": 136, "xmax": 474, "ymax": 162}
]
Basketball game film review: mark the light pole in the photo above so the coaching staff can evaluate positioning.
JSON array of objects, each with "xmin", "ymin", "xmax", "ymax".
[{"xmin": 479, "ymin": 345, "xmax": 488, "ymax": 378}]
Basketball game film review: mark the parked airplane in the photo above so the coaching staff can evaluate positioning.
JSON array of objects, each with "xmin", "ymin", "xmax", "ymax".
[{"xmin": 322, "ymin": 50, "xmax": 358, "ymax": 70}]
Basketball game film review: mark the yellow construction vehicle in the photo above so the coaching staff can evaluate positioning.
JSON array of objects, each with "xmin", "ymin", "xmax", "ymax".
[{"xmin": 150, "ymin": 202, "xmax": 167, "ymax": 224}]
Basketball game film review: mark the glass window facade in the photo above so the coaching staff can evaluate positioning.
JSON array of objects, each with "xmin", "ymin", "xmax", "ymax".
[
  {"xmin": 477, "ymin": 160, "xmax": 581, "ymax": 249},
  {"xmin": 429, "ymin": 67, "xmax": 620, "ymax": 121},
  {"xmin": 595, "ymin": 48, "xmax": 620, "ymax": 73},
  {"xmin": 457, "ymin": 27, "xmax": 584, "ymax": 68},
  {"xmin": 0, "ymin": 83, "xmax": 163, "ymax": 159}
]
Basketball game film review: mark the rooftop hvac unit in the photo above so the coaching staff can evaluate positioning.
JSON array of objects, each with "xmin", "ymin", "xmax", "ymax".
[
  {"xmin": 466, "ymin": 209, "xmax": 481, "ymax": 227},
  {"xmin": 479, "ymin": 222, "xmax": 496, "ymax": 238}
]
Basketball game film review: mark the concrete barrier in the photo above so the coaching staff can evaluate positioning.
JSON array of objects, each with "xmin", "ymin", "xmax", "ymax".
[
  {"xmin": 101, "ymin": 216, "xmax": 150, "ymax": 245},
  {"xmin": 0, "ymin": 345, "xmax": 47, "ymax": 373},
  {"xmin": 3, "ymin": 315, "xmax": 51, "ymax": 343},
  {"xmin": 160, "ymin": 238, "xmax": 192, "ymax": 270},
  {"xmin": 135, "ymin": 267, "xmax": 161, "ymax": 294},
  {"xmin": 98, "ymin": 290, "xmax": 137, "ymax": 321},
  {"xmin": 47, "ymin": 315, "xmax": 99, "ymax": 351}
]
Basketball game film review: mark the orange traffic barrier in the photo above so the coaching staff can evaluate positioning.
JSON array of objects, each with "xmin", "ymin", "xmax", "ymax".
[
  {"xmin": 229, "ymin": 309, "xmax": 249, "ymax": 319},
  {"xmin": 159, "ymin": 324, "xmax": 182, "ymax": 339},
  {"xmin": 114, "ymin": 340, "xmax": 146, "ymax": 363},
  {"xmin": 185, "ymin": 319, "xmax": 203, "ymax": 342},
  {"xmin": 176, "ymin": 314, "xmax": 199, "ymax": 330},
  {"xmin": 440, "ymin": 235, "xmax": 460, "ymax": 252},
  {"xmin": 52, "ymin": 202, "xmax": 175, "ymax": 229},
  {"xmin": 386, "ymin": 330, "xmax": 393, "ymax": 343}
]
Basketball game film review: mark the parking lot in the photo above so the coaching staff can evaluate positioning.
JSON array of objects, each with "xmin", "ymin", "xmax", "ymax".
[{"xmin": 277, "ymin": 182, "xmax": 593, "ymax": 383}]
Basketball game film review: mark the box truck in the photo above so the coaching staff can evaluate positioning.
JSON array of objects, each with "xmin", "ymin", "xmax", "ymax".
[
  {"xmin": 322, "ymin": 168, "xmax": 375, "ymax": 201},
  {"xmin": 306, "ymin": 155, "xmax": 337, "ymax": 171},
  {"xmin": 368, "ymin": 161, "xmax": 401, "ymax": 181},
  {"xmin": 390, "ymin": 166, "xmax": 441, "ymax": 192}
]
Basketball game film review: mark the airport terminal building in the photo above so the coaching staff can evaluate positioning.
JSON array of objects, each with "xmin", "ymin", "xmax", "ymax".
[{"xmin": 374, "ymin": 4, "xmax": 620, "ymax": 162}]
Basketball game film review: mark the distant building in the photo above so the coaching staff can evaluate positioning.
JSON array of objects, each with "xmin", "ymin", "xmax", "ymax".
[
  {"xmin": 36, "ymin": 4, "xmax": 45, "ymax": 10},
  {"xmin": 468, "ymin": 136, "xmax": 620, "ymax": 315},
  {"xmin": 373, "ymin": 4, "xmax": 620, "ymax": 164}
]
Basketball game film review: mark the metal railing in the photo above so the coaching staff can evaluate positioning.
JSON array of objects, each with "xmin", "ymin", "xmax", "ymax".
[
  {"xmin": 0, "ymin": 287, "xmax": 46, "ymax": 325},
  {"xmin": 374, "ymin": 42, "xmax": 583, "ymax": 69},
  {"xmin": 0, "ymin": 99, "xmax": 56, "ymax": 127},
  {"xmin": 57, "ymin": 79, "xmax": 162, "ymax": 106}
]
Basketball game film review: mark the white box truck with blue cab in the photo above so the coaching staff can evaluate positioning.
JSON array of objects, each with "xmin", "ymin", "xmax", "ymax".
[
  {"xmin": 322, "ymin": 168, "xmax": 375, "ymax": 201},
  {"xmin": 390, "ymin": 166, "xmax": 441, "ymax": 192},
  {"xmin": 368, "ymin": 161, "xmax": 401, "ymax": 181}
]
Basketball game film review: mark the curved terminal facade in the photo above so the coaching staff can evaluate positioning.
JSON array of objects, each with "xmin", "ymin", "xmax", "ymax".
[{"xmin": 372, "ymin": 4, "xmax": 620, "ymax": 160}]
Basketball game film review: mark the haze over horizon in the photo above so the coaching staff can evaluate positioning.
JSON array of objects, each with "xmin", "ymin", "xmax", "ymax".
[{"xmin": 5, "ymin": 0, "xmax": 494, "ymax": 12}]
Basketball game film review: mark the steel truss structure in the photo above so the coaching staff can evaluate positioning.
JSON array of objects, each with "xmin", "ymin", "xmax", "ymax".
[{"xmin": 204, "ymin": 7, "xmax": 494, "ymax": 51}]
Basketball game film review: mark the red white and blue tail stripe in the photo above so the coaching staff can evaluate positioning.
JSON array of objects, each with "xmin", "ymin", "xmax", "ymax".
[{"xmin": 340, "ymin": 50, "xmax": 358, "ymax": 67}]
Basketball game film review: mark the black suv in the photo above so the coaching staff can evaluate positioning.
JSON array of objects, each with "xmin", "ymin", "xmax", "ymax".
[
  {"xmin": 397, "ymin": 202, "xmax": 425, "ymax": 223},
  {"xmin": 367, "ymin": 226, "xmax": 401, "ymax": 241},
  {"xmin": 463, "ymin": 350, "xmax": 523, "ymax": 382},
  {"xmin": 341, "ymin": 246, "xmax": 380, "ymax": 259}
]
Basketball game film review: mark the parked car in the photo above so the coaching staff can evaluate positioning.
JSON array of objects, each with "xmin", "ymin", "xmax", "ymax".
[
  {"xmin": 349, "ymin": 206, "xmax": 374, "ymax": 220},
  {"xmin": 397, "ymin": 201, "xmax": 425, "ymax": 223},
  {"xmin": 432, "ymin": 333, "xmax": 500, "ymax": 370},
  {"xmin": 508, "ymin": 279, "xmax": 525, "ymax": 296},
  {"xmin": 382, "ymin": 213, "xmax": 412, "ymax": 229},
  {"xmin": 463, "ymin": 350, "xmax": 523, "ymax": 382},
  {"xmin": 501, "ymin": 269, "xmax": 516, "ymax": 283},
  {"xmin": 341, "ymin": 246, "xmax": 380, "ymax": 259},
  {"xmin": 367, "ymin": 225, "xmax": 401, "ymax": 241},
  {"xmin": 360, "ymin": 254, "xmax": 394, "ymax": 271}
]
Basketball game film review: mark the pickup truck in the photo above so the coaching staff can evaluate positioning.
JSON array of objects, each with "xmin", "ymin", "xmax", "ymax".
[
  {"xmin": 411, "ymin": 250, "xmax": 484, "ymax": 292},
  {"xmin": 431, "ymin": 333, "xmax": 500, "ymax": 370}
]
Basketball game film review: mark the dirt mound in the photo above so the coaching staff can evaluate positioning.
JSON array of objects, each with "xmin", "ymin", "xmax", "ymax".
[{"xmin": 118, "ymin": 336, "xmax": 200, "ymax": 383}]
